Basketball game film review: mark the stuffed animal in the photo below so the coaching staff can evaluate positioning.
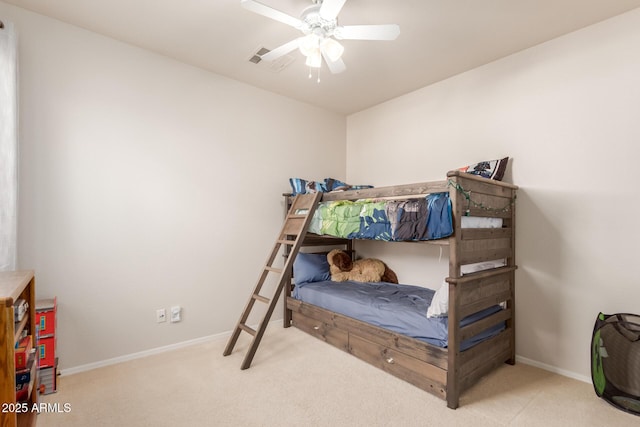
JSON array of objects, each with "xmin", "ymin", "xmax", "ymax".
[{"xmin": 327, "ymin": 249, "xmax": 398, "ymax": 284}]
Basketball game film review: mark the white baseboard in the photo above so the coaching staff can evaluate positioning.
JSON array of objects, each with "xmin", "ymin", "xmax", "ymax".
[
  {"xmin": 60, "ymin": 323, "xmax": 592, "ymax": 386},
  {"xmin": 516, "ymin": 355, "xmax": 591, "ymax": 384},
  {"xmin": 59, "ymin": 319, "xmax": 283, "ymax": 377},
  {"xmin": 60, "ymin": 331, "xmax": 230, "ymax": 376}
]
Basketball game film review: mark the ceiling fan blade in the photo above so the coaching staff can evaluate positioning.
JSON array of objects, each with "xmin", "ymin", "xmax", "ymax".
[
  {"xmin": 321, "ymin": 48, "xmax": 346, "ymax": 74},
  {"xmin": 334, "ymin": 24, "xmax": 400, "ymax": 41},
  {"xmin": 319, "ymin": 0, "xmax": 347, "ymax": 20},
  {"xmin": 260, "ymin": 38, "xmax": 301, "ymax": 61},
  {"xmin": 241, "ymin": 0, "xmax": 302, "ymax": 29}
]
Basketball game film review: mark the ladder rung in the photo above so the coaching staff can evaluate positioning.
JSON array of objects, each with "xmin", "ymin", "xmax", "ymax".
[
  {"xmin": 252, "ymin": 294, "xmax": 270, "ymax": 304},
  {"xmin": 265, "ymin": 266, "xmax": 283, "ymax": 274},
  {"xmin": 277, "ymin": 239, "xmax": 296, "ymax": 245},
  {"xmin": 287, "ymin": 214, "xmax": 307, "ymax": 219},
  {"xmin": 239, "ymin": 323, "xmax": 256, "ymax": 336}
]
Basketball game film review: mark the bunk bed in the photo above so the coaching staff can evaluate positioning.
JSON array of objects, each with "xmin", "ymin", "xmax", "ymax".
[{"xmin": 283, "ymin": 170, "xmax": 518, "ymax": 409}]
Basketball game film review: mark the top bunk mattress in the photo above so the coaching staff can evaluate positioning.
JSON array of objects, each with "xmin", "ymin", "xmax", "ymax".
[{"xmin": 292, "ymin": 280, "xmax": 504, "ymax": 350}]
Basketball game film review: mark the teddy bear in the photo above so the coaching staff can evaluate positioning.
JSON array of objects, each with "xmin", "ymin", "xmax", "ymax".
[{"xmin": 327, "ymin": 249, "xmax": 398, "ymax": 284}]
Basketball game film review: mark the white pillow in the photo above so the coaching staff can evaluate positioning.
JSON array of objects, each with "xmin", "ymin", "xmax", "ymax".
[
  {"xmin": 460, "ymin": 259, "xmax": 506, "ymax": 275},
  {"xmin": 426, "ymin": 281, "xmax": 448, "ymax": 318}
]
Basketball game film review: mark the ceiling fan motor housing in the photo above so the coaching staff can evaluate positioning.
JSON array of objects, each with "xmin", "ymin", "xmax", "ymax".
[{"xmin": 300, "ymin": 4, "xmax": 337, "ymax": 38}]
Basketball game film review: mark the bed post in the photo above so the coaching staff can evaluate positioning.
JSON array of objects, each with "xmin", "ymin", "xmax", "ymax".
[
  {"xmin": 446, "ymin": 173, "xmax": 463, "ymax": 409},
  {"xmin": 283, "ymin": 193, "xmax": 293, "ymax": 328},
  {"xmin": 445, "ymin": 171, "xmax": 519, "ymax": 406},
  {"xmin": 506, "ymin": 186, "xmax": 517, "ymax": 364},
  {"xmin": 283, "ymin": 269, "xmax": 293, "ymax": 328}
]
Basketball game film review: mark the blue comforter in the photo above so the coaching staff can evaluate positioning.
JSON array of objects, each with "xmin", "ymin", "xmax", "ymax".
[{"xmin": 293, "ymin": 280, "xmax": 504, "ymax": 350}]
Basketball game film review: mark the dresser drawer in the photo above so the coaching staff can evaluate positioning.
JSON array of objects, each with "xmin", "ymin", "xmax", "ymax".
[
  {"xmin": 348, "ymin": 334, "xmax": 447, "ymax": 398},
  {"xmin": 292, "ymin": 311, "xmax": 348, "ymax": 351}
]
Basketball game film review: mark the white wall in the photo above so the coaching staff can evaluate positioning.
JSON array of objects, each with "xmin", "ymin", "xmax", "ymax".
[
  {"xmin": 347, "ymin": 8, "xmax": 640, "ymax": 380},
  {"xmin": 0, "ymin": 3, "xmax": 346, "ymax": 370}
]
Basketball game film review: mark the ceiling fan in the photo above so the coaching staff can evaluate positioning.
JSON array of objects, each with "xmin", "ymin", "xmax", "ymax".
[{"xmin": 241, "ymin": 0, "xmax": 400, "ymax": 76}]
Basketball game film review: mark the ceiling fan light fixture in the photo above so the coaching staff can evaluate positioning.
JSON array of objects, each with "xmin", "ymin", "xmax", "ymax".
[
  {"xmin": 305, "ymin": 49, "xmax": 322, "ymax": 68},
  {"xmin": 299, "ymin": 33, "xmax": 320, "ymax": 57},
  {"xmin": 321, "ymin": 37, "xmax": 344, "ymax": 62}
]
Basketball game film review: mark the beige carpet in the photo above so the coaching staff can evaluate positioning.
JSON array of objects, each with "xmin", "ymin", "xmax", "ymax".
[{"xmin": 36, "ymin": 325, "xmax": 636, "ymax": 426}]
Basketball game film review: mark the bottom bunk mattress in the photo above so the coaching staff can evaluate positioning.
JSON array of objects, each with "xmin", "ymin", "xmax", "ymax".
[{"xmin": 292, "ymin": 280, "xmax": 504, "ymax": 350}]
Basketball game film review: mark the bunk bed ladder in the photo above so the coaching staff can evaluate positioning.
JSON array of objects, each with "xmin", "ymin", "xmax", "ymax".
[{"xmin": 222, "ymin": 191, "xmax": 322, "ymax": 369}]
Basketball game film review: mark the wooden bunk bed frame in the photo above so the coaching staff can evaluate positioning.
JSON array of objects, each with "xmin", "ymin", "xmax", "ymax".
[{"xmin": 283, "ymin": 170, "xmax": 518, "ymax": 409}]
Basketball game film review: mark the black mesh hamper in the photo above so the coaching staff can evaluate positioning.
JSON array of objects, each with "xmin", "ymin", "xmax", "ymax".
[{"xmin": 591, "ymin": 312, "xmax": 640, "ymax": 416}]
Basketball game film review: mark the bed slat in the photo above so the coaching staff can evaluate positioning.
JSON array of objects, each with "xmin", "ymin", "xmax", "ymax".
[
  {"xmin": 447, "ymin": 170, "xmax": 517, "ymax": 195},
  {"xmin": 459, "ymin": 330, "xmax": 512, "ymax": 380},
  {"xmin": 460, "ymin": 290, "xmax": 512, "ymax": 320},
  {"xmin": 459, "ymin": 236, "xmax": 512, "ymax": 264},
  {"xmin": 460, "ymin": 227, "xmax": 512, "ymax": 241},
  {"xmin": 447, "ymin": 266, "xmax": 516, "ymax": 285},
  {"xmin": 459, "ymin": 193, "xmax": 514, "ymax": 219},
  {"xmin": 458, "ymin": 275, "xmax": 511, "ymax": 307},
  {"xmin": 459, "ymin": 309, "xmax": 512, "ymax": 342}
]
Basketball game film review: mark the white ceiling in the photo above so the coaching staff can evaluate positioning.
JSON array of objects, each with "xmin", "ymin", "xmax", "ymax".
[{"xmin": 4, "ymin": 0, "xmax": 640, "ymax": 114}]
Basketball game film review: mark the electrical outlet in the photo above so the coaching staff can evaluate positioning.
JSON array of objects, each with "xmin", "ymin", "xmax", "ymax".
[
  {"xmin": 156, "ymin": 308, "xmax": 166, "ymax": 323},
  {"xmin": 170, "ymin": 306, "xmax": 181, "ymax": 323}
]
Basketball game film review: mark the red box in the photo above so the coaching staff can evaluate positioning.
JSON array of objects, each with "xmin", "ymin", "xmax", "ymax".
[
  {"xmin": 36, "ymin": 298, "xmax": 57, "ymax": 336},
  {"xmin": 15, "ymin": 382, "xmax": 29, "ymax": 402},
  {"xmin": 38, "ymin": 336, "xmax": 56, "ymax": 368},
  {"xmin": 14, "ymin": 335, "xmax": 32, "ymax": 370}
]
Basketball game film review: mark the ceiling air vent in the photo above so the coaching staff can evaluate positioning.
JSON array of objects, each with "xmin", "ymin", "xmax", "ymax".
[
  {"xmin": 248, "ymin": 47, "xmax": 294, "ymax": 73},
  {"xmin": 249, "ymin": 47, "xmax": 270, "ymax": 64}
]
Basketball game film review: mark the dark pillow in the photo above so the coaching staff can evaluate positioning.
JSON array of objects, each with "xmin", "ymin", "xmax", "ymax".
[
  {"xmin": 459, "ymin": 157, "xmax": 509, "ymax": 181},
  {"xmin": 293, "ymin": 253, "xmax": 331, "ymax": 285},
  {"xmin": 289, "ymin": 178, "xmax": 325, "ymax": 195},
  {"xmin": 289, "ymin": 177, "xmax": 374, "ymax": 195}
]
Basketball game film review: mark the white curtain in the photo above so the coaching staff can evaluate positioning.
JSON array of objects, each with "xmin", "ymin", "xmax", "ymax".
[{"xmin": 0, "ymin": 21, "xmax": 18, "ymax": 271}]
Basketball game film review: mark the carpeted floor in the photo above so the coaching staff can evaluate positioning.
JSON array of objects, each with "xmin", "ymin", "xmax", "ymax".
[{"xmin": 36, "ymin": 325, "xmax": 636, "ymax": 426}]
